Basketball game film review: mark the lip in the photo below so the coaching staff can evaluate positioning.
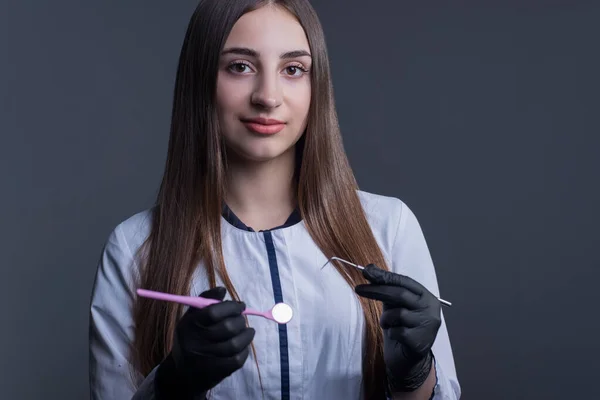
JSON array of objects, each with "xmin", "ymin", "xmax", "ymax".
[
  {"xmin": 241, "ymin": 117, "xmax": 285, "ymax": 125},
  {"xmin": 241, "ymin": 117, "xmax": 286, "ymax": 135}
]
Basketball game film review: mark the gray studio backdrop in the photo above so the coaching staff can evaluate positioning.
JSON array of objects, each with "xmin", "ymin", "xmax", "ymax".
[{"xmin": 1, "ymin": 1, "xmax": 598, "ymax": 399}]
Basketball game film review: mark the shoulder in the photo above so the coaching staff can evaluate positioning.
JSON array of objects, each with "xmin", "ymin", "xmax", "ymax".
[
  {"xmin": 357, "ymin": 189, "xmax": 405, "ymax": 224},
  {"xmin": 356, "ymin": 190, "xmax": 407, "ymax": 256},
  {"xmin": 90, "ymin": 208, "xmax": 154, "ymax": 304},
  {"xmin": 357, "ymin": 189, "xmax": 420, "ymax": 236},
  {"xmin": 356, "ymin": 189, "xmax": 429, "ymax": 264},
  {"xmin": 109, "ymin": 208, "xmax": 154, "ymax": 255},
  {"xmin": 97, "ymin": 208, "xmax": 153, "ymax": 280},
  {"xmin": 357, "ymin": 189, "xmax": 424, "ymax": 230}
]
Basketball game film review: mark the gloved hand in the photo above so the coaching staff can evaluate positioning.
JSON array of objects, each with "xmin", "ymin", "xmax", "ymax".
[
  {"xmin": 355, "ymin": 264, "xmax": 441, "ymax": 392},
  {"xmin": 155, "ymin": 286, "xmax": 255, "ymax": 399}
]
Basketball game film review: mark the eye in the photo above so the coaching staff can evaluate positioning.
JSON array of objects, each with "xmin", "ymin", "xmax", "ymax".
[
  {"xmin": 227, "ymin": 62, "xmax": 253, "ymax": 74},
  {"xmin": 284, "ymin": 64, "xmax": 309, "ymax": 77}
]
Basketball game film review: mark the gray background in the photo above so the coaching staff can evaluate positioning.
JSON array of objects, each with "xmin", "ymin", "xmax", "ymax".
[{"xmin": 1, "ymin": 0, "xmax": 598, "ymax": 399}]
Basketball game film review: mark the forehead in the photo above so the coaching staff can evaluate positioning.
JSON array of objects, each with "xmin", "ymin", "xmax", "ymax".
[{"xmin": 224, "ymin": 5, "xmax": 310, "ymax": 53}]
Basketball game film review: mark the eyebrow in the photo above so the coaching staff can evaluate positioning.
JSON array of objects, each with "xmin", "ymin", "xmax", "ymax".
[{"xmin": 221, "ymin": 47, "xmax": 311, "ymax": 59}]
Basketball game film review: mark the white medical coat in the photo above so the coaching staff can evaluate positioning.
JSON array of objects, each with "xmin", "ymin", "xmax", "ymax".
[{"xmin": 89, "ymin": 190, "xmax": 461, "ymax": 399}]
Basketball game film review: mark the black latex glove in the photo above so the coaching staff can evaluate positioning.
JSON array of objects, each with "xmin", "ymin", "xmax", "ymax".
[
  {"xmin": 155, "ymin": 286, "xmax": 255, "ymax": 399},
  {"xmin": 355, "ymin": 264, "xmax": 441, "ymax": 392}
]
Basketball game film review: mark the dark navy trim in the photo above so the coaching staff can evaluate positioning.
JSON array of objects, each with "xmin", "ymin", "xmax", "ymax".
[
  {"xmin": 220, "ymin": 203, "xmax": 295, "ymax": 399},
  {"xmin": 264, "ymin": 231, "xmax": 290, "ymax": 400},
  {"xmin": 221, "ymin": 203, "xmax": 301, "ymax": 232},
  {"xmin": 222, "ymin": 204, "xmax": 255, "ymax": 231},
  {"xmin": 231, "ymin": 210, "xmax": 434, "ymax": 398}
]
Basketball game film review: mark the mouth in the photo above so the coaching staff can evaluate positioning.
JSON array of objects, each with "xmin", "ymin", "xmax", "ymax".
[{"xmin": 241, "ymin": 117, "xmax": 286, "ymax": 135}]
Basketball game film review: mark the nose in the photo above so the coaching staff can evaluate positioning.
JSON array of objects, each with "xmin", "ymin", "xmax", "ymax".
[{"xmin": 251, "ymin": 73, "xmax": 282, "ymax": 109}]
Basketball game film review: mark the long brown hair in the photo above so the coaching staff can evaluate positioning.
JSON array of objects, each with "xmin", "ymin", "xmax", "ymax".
[{"xmin": 132, "ymin": 0, "xmax": 391, "ymax": 398}]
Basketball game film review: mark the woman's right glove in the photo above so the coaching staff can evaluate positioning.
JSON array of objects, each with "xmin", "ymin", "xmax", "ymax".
[{"xmin": 154, "ymin": 286, "xmax": 256, "ymax": 399}]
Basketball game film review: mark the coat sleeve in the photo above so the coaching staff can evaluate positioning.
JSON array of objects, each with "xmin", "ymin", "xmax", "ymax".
[
  {"xmin": 389, "ymin": 200, "xmax": 462, "ymax": 399},
  {"xmin": 88, "ymin": 223, "xmax": 158, "ymax": 399}
]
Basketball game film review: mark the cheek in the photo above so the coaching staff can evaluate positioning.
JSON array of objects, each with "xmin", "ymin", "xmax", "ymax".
[
  {"xmin": 286, "ymin": 80, "xmax": 312, "ymax": 119},
  {"xmin": 216, "ymin": 76, "xmax": 250, "ymax": 116}
]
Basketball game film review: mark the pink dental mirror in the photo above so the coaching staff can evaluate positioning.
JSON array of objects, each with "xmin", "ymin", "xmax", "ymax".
[{"xmin": 136, "ymin": 289, "xmax": 294, "ymax": 324}]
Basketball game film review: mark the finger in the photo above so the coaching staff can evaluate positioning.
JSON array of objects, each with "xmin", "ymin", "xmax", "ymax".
[
  {"xmin": 363, "ymin": 264, "xmax": 402, "ymax": 286},
  {"xmin": 380, "ymin": 308, "xmax": 423, "ymax": 329},
  {"xmin": 355, "ymin": 284, "xmax": 420, "ymax": 309},
  {"xmin": 199, "ymin": 286, "xmax": 227, "ymax": 301},
  {"xmin": 219, "ymin": 346, "xmax": 252, "ymax": 371},
  {"xmin": 200, "ymin": 328, "xmax": 256, "ymax": 357},
  {"xmin": 386, "ymin": 325, "xmax": 411, "ymax": 343},
  {"xmin": 198, "ymin": 314, "xmax": 247, "ymax": 342},
  {"xmin": 188, "ymin": 344, "xmax": 252, "ymax": 374},
  {"xmin": 195, "ymin": 300, "xmax": 246, "ymax": 326},
  {"xmin": 363, "ymin": 264, "xmax": 426, "ymax": 296},
  {"xmin": 183, "ymin": 287, "xmax": 227, "ymax": 319},
  {"xmin": 387, "ymin": 326, "xmax": 433, "ymax": 357}
]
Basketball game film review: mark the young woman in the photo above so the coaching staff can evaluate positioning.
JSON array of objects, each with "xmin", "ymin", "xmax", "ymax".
[{"xmin": 88, "ymin": 0, "xmax": 461, "ymax": 399}]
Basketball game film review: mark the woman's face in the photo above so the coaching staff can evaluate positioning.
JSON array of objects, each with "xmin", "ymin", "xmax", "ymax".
[{"xmin": 216, "ymin": 5, "xmax": 312, "ymax": 163}]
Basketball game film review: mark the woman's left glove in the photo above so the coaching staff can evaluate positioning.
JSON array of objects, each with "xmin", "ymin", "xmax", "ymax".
[{"xmin": 355, "ymin": 264, "xmax": 441, "ymax": 392}]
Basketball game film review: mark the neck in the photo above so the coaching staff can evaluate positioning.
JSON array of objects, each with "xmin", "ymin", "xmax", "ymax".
[{"xmin": 224, "ymin": 148, "xmax": 297, "ymax": 230}]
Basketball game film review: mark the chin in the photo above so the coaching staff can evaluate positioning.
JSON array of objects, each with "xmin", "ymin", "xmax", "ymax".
[
  {"xmin": 223, "ymin": 127, "xmax": 303, "ymax": 163},
  {"xmin": 227, "ymin": 143, "xmax": 293, "ymax": 163}
]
